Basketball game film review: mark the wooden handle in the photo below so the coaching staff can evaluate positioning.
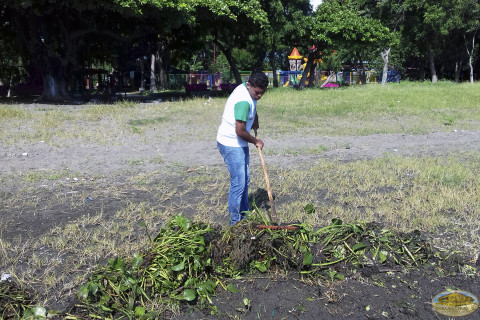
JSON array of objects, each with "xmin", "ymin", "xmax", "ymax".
[{"xmin": 257, "ymin": 145, "xmax": 277, "ymax": 222}]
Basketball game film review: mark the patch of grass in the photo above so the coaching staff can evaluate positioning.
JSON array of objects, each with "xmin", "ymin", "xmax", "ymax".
[
  {"xmin": 0, "ymin": 106, "xmax": 27, "ymax": 119},
  {"xmin": 22, "ymin": 169, "xmax": 71, "ymax": 183},
  {"xmin": 263, "ymin": 153, "xmax": 480, "ymax": 243},
  {"xmin": 128, "ymin": 116, "xmax": 166, "ymax": 126},
  {"xmin": 2, "ymin": 83, "xmax": 480, "ymax": 146},
  {"xmin": 127, "ymin": 158, "xmax": 145, "ymax": 166},
  {"xmin": 261, "ymin": 82, "xmax": 480, "ymax": 136}
]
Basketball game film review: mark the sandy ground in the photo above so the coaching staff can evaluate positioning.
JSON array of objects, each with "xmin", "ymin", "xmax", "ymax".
[{"xmin": 3, "ymin": 128, "xmax": 480, "ymax": 176}]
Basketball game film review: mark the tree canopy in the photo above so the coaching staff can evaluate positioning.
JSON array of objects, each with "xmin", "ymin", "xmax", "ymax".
[{"xmin": 0, "ymin": 0, "xmax": 479, "ymax": 100}]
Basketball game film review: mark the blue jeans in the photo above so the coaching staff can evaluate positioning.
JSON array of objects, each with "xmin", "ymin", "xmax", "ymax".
[{"xmin": 217, "ymin": 142, "xmax": 250, "ymax": 225}]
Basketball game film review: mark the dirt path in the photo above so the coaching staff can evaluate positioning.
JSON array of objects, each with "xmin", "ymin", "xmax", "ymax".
[{"xmin": 3, "ymin": 130, "xmax": 480, "ymax": 177}]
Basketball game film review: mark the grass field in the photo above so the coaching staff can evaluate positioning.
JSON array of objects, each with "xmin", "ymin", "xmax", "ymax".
[{"xmin": 1, "ymin": 81, "xmax": 480, "ymax": 318}]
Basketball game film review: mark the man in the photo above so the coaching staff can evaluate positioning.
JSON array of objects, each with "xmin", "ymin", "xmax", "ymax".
[{"xmin": 217, "ymin": 71, "xmax": 269, "ymax": 225}]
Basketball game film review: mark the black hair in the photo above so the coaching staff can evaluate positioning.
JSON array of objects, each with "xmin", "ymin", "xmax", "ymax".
[{"xmin": 248, "ymin": 70, "xmax": 269, "ymax": 89}]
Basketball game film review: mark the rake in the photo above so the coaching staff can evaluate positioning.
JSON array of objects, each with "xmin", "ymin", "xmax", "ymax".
[{"xmin": 254, "ymin": 130, "xmax": 296, "ymax": 231}]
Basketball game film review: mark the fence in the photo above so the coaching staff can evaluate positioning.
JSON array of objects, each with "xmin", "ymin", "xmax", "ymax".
[{"xmin": 166, "ymin": 70, "xmax": 380, "ymax": 91}]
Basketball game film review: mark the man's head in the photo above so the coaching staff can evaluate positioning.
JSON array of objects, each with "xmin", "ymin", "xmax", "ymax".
[{"xmin": 247, "ymin": 71, "xmax": 268, "ymax": 100}]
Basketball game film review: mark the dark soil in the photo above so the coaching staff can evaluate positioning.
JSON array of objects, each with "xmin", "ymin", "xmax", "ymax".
[{"xmin": 178, "ymin": 270, "xmax": 479, "ymax": 320}]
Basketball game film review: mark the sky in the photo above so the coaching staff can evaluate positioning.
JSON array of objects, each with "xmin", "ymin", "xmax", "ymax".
[{"xmin": 310, "ymin": 0, "xmax": 322, "ymax": 11}]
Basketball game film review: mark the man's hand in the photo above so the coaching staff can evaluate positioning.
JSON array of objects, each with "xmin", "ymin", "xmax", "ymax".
[
  {"xmin": 253, "ymin": 129, "xmax": 264, "ymax": 150},
  {"xmin": 255, "ymin": 138, "xmax": 264, "ymax": 150}
]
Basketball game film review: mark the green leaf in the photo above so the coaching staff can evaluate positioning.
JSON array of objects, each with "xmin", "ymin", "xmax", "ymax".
[
  {"xmin": 32, "ymin": 306, "xmax": 47, "ymax": 317},
  {"xmin": 352, "ymin": 224, "xmax": 363, "ymax": 233},
  {"xmin": 173, "ymin": 215, "xmax": 191, "ymax": 230},
  {"xmin": 331, "ymin": 218, "xmax": 343, "ymax": 226},
  {"xmin": 171, "ymin": 261, "xmax": 185, "ymax": 271},
  {"xmin": 182, "ymin": 289, "xmax": 196, "ymax": 301},
  {"xmin": 352, "ymin": 243, "xmax": 367, "ymax": 252},
  {"xmin": 135, "ymin": 306, "xmax": 146, "ymax": 316},
  {"xmin": 303, "ymin": 252, "xmax": 313, "ymax": 266},
  {"xmin": 78, "ymin": 284, "xmax": 90, "ymax": 300},
  {"xmin": 22, "ymin": 309, "xmax": 34, "ymax": 319},
  {"xmin": 197, "ymin": 280, "xmax": 215, "ymax": 294},
  {"xmin": 132, "ymin": 253, "xmax": 144, "ymax": 269},
  {"xmin": 299, "ymin": 244, "xmax": 308, "ymax": 254},
  {"xmin": 379, "ymin": 236, "xmax": 389, "ymax": 242},
  {"xmin": 227, "ymin": 283, "xmax": 239, "ymax": 293},
  {"xmin": 379, "ymin": 251, "xmax": 387, "ymax": 263},
  {"xmin": 304, "ymin": 203, "xmax": 315, "ymax": 215},
  {"xmin": 184, "ymin": 278, "xmax": 194, "ymax": 288},
  {"xmin": 100, "ymin": 304, "xmax": 113, "ymax": 312},
  {"xmin": 109, "ymin": 257, "xmax": 126, "ymax": 272},
  {"xmin": 254, "ymin": 260, "xmax": 268, "ymax": 272}
]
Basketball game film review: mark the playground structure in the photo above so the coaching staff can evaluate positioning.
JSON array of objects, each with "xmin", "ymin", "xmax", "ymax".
[{"xmin": 281, "ymin": 46, "xmax": 325, "ymax": 87}]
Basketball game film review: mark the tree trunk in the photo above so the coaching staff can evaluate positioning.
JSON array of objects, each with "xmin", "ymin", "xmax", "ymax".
[
  {"xmin": 213, "ymin": 39, "xmax": 242, "ymax": 84},
  {"xmin": 419, "ymin": 57, "xmax": 425, "ymax": 81},
  {"xmin": 269, "ymin": 49, "xmax": 278, "ymax": 88},
  {"xmin": 468, "ymin": 56, "xmax": 474, "ymax": 84},
  {"xmin": 428, "ymin": 45, "xmax": 438, "ymax": 83},
  {"xmin": 156, "ymin": 50, "xmax": 166, "ymax": 91},
  {"xmin": 39, "ymin": 56, "xmax": 70, "ymax": 101},
  {"xmin": 381, "ymin": 47, "xmax": 391, "ymax": 86},
  {"xmin": 149, "ymin": 53, "xmax": 157, "ymax": 92},
  {"xmin": 298, "ymin": 51, "xmax": 315, "ymax": 89},
  {"xmin": 7, "ymin": 71, "xmax": 13, "ymax": 98},
  {"xmin": 307, "ymin": 61, "xmax": 316, "ymax": 88},
  {"xmin": 454, "ymin": 60, "xmax": 462, "ymax": 83},
  {"xmin": 157, "ymin": 38, "xmax": 168, "ymax": 90},
  {"xmin": 139, "ymin": 58, "xmax": 146, "ymax": 92},
  {"xmin": 465, "ymin": 30, "xmax": 477, "ymax": 84},
  {"xmin": 357, "ymin": 61, "xmax": 367, "ymax": 85},
  {"xmin": 41, "ymin": 74, "xmax": 69, "ymax": 101}
]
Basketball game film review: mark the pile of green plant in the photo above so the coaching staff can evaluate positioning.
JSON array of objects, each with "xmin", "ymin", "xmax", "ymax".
[
  {"xmin": 0, "ymin": 280, "xmax": 40, "ymax": 319},
  {"xmin": 68, "ymin": 212, "xmax": 474, "ymax": 319},
  {"xmin": 72, "ymin": 216, "xmax": 215, "ymax": 319}
]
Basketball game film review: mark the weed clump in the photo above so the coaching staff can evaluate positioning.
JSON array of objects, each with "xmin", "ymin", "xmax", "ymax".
[
  {"xmin": 4, "ymin": 215, "xmax": 475, "ymax": 319},
  {"xmin": 0, "ymin": 280, "xmax": 36, "ymax": 319}
]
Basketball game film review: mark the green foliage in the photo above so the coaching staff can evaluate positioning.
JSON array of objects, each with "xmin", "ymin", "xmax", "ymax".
[
  {"xmin": 77, "ymin": 216, "xmax": 215, "ymax": 318},
  {"xmin": 312, "ymin": 1, "xmax": 394, "ymax": 55},
  {"xmin": 0, "ymin": 281, "xmax": 34, "ymax": 319}
]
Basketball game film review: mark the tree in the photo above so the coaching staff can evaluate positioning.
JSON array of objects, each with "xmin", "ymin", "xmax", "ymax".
[
  {"xmin": 3, "ymin": 0, "xmax": 137, "ymax": 101},
  {"xmin": 2, "ymin": 0, "xmax": 266, "ymax": 100},
  {"xmin": 257, "ymin": 0, "xmax": 312, "ymax": 87},
  {"xmin": 353, "ymin": 0, "xmax": 405, "ymax": 85},
  {"xmin": 192, "ymin": 0, "xmax": 268, "ymax": 84},
  {"xmin": 452, "ymin": 0, "xmax": 480, "ymax": 83},
  {"xmin": 402, "ymin": 0, "xmax": 467, "ymax": 82},
  {"xmin": 312, "ymin": 0, "xmax": 395, "ymax": 84},
  {"xmin": 0, "ymin": 3, "xmax": 28, "ymax": 97}
]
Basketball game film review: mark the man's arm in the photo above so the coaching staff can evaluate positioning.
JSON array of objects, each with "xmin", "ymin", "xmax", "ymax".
[
  {"xmin": 252, "ymin": 113, "xmax": 259, "ymax": 131},
  {"xmin": 235, "ymin": 120, "xmax": 264, "ymax": 149}
]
